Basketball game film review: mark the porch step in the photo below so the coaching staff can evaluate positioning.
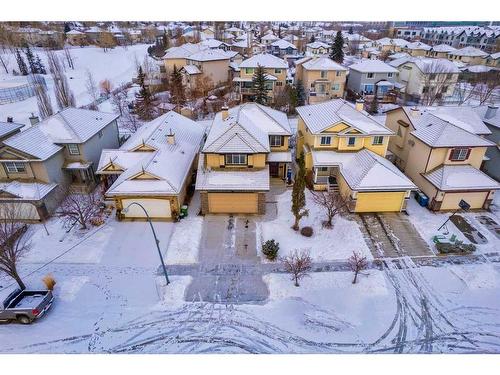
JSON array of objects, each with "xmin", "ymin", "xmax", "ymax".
[{"xmin": 327, "ymin": 184, "xmax": 339, "ymax": 193}]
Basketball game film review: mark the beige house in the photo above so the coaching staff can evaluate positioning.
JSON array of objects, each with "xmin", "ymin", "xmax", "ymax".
[
  {"xmin": 447, "ymin": 46, "xmax": 489, "ymax": 65},
  {"xmin": 428, "ymin": 44, "xmax": 456, "ymax": 58},
  {"xmin": 196, "ymin": 103, "xmax": 292, "ymax": 215},
  {"xmin": 163, "ymin": 43, "xmax": 206, "ymax": 75},
  {"xmin": 296, "ymin": 99, "xmax": 416, "ymax": 212},
  {"xmin": 0, "ymin": 109, "xmax": 119, "ymax": 220},
  {"xmin": 403, "ymin": 41, "xmax": 432, "ymax": 57},
  {"xmin": 97, "ymin": 111, "xmax": 205, "ymax": 221},
  {"xmin": 233, "ymin": 53, "xmax": 288, "ymax": 103},
  {"xmin": 294, "ymin": 56, "xmax": 347, "ymax": 104},
  {"xmin": 374, "ymin": 38, "xmax": 409, "ymax": 53},
  {"xmin": 305, "ymin": 41, "xmax": 331, "ymax": 56},
  {"xmin": 65, "ymin": 30, "xmax": 87, "ymax": 46},
  {"xmin": 385, "ymin": 106, "xmax": 499, "ymax": 211}
]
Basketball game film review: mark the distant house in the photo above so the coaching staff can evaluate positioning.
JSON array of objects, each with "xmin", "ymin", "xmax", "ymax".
[
  {"xmin": 65, "ymin": 30, "xmax": 87, "ymax": 46},
  {"xmin": 233, "ymin": 53, "xmax": 288, "ymax": 103},
  {"xmin": 96, "ymin": 111, "xmax": 205, "ymax": 221},
  {"xmin": 261, "ymin": 32, "xmax": 279, "ymax": 46},
  {"xmin": 389, "ymin": 57, "xmax": 459, "ymax": 104},
  {"xmin": 0, "ymin": 108, "xmax": 119, "ymax": 220},
  {"xmin": 447, "ymin": 46, "xmax": 489, "ymax": 65},
  {"xmin": 196, "ymin": 104, "xmax": 292, "ymax": 215},
  {"xmin": 428, "ymin": 44, "xmax": 456, "ymax": 59},
  {"xmin": 385, "ymin": 106, "xmax": 499, "ymax": 211},
  {"xmin": 305, "ymin": 41, "xmax": 331, "ymax": 56},
  {"xmin": 268, "ymin": 38, "xmax": 298, "ymax": 57},
  {"xmin": 296, "ymin": 99, "xmax": 416, "ymax": 212},
  {"xmin": 294, "ymin": 56, "xmax": 347, "ymax": 104},
  {"xmin": 347, "ymin": 59, "xmax": 399, "ymax": 100}
]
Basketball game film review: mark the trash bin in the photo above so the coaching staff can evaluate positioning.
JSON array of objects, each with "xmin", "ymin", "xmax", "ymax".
[
  {"xmin": 418, "ymin": 193, "xmax": 429, "ymax": 207},
  {"xmin": 180, "ymin": 205, "xmax": 188, "ymax": 218}
]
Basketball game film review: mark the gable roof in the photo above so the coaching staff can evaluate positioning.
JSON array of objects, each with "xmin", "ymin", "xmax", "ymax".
[
  {"xmin": 239, "ymin": 53, "xmax": 288, "ymax": 69},
  {"xmin": 349, "ymin": 59, "xmax": 399, "ymax": 73},
  {"xmin": 187, "ymin": 49, "xmax": 238, "ymax": 62},
  {"xmin": 0, "ymin": 181, "xmax": 58, "ymax": 201},
  {"xmin": 389, "ymin": 57, "xmax": 459, "ymax": 74},
  {"xmin": 296, "ymin": 99, "xmax": 393, "ymax": 135},
  {"xmin": 0, "ymin": 121, "xmax": 23, "ymax": 139},
  {"xmin": 203, "ymin": 103, "xmax": 291, "ymax": 153},
  {"xmin": 270, "ymin": 38, "xmax": 297, "ymax": 50},
  {"xmin": 450, "ymin": 46, "xmax": 489, "ymax": 57},
  {"xmin": 431, "ymin": 44, "xmax": 456, "ymax": 53},
  {"xmin": 306, "ymin": 41, "xmax": 330, "ymax": 49},
  {"xmin": 299, "ymin": 57, "xmax": 347, "ymax": 71}
]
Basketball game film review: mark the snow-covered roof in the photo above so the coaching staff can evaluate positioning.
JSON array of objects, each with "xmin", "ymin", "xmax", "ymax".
[
  {"xmin": 461, "ymin": 65, "xmax": 495, "ymax": 73},
  {"xmin": 181, "ymin": 65, "xmax": 201, "ymax": 75},
  {"xmin": 163, "ymin": 43, "xmax": 206, "ymax": 59},
  {"xmin": 232, "ymin": 40, "xmax": 249, "ymax": 49},
  {"xmin": 203, "ymin": 103, "xmax": 291, "ymax": 153},
  {"xmin": 431, "ymin": 44, "xmax": 456, "ymax": 53},
  {"xmin": 490, "ymin": 52, "xmax": 500, "ymax": 60},
  {"xmin": 0, "ymin": 121, "xmax": 23, "ymax": 139},
  {"xmin": 200, "ymin": 39, "xmax": 228, "ymax": 49},
  {"xmin": 3, "ymin": 108, "xmax": 117, "ymax": 160},
  {"xmin": 0, "ymin": 181, "xmax": 58, "ymax": 201},
  {"xmin": 195, "ymin": 154, "xmax": 270, "ymax": 192},
  {"xmin": 389, "ymin": 57, "xmax": 459, "ymax": 74},
  {"xmin": 270, "ymin": 38, "xmax": 297, "ymax": 50},
  {"xmin": 307, "ymin": 41, "xmax": 330, "ymax": 49},
  {"xmin": 423, "ymin": 165, "xmax": 499, "ymax": 191},
  {"xmin": 348, "ymin": 59, "xmax": 398, "ymax": 73},
  {"xmin": 299, "ymin": 57, "xmax": 347, "ymax": 71},
  {"xmin": 296, "ymin": 99, "xmax": 393, "ymax": 135},
  {"xmin": 405, "ymin": 41, "xmax": 432, "ymax": 51},
  {"xmin": 103, "ymin": 111, "xmax": 205, "ymax": 197},
  {"xmin": 239, "ymin": 53, "xmax": 288, "ymax": 69},
  {"xmin": 187, "ymin": 49, "xmax": 238, "ymax": 62},
  {"xmin": 261, "ymin": 33, "xmax": 279, "ymax": 41},
  {"xmin": 267, "ymin": 151, "xmax": 292, "ymax": 163},
  {"xmin": 473, "ymin": 105, "xmax": 500, "ymax": 129},
  {"xmin": 66, "ymin": 30, "xmax": 84, "ymax": 35},
  {"xmin": 410, "ymin": 113, "xmax": 494, "ymax": 148},
  {"xmin": 450, "ymin": 46, "xmax": 489, "ymax": 57}
]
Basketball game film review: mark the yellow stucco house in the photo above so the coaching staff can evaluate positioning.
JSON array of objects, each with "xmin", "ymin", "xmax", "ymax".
[
  {"xmin": 447, "ymin": 46, "xmax": 489, "ymax": 65},
  {"xmin": 296, "ymin": 99, "xmax": 416, "ymax": 213},
  {"xmin": 96, "ymin": 111, "xmax": 205, "ymax": 221},
  {"xmin": 294, "ymin": 56, "xmax": 347, "ymax": 104},
  {"xmin": 196, "ymin": 103, "xmax": 292, "ymax": 215},
  {"xmin": 385, "ymin": 106, "xmax": 499, "ymax": 211},
  {"xmin": 233, "ymin": 53, "xmax": 288, "ymax": 103}
]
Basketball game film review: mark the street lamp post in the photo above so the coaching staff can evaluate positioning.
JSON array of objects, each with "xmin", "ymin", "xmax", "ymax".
[{"xmin": 122, "ymin": 202, "xmax": 170, "ymax": 285}]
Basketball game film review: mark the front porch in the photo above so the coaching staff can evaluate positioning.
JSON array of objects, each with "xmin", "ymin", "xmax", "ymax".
[
  {"xmin": 312, "ymin": 166, "xmax": 340, "ymax": 192},
  {"xmin": 63, "ymin": 162, "xmax": 97, "ymax": 193}
]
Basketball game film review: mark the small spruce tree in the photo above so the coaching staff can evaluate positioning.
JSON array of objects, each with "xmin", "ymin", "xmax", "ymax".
[
  {"xmin": 134, "ymin": 66, "xmax": 157, "ymax": 120},
  {"xmin": 309, "ymin": 35, "xmax": 315, "ymax": 43},
  {"xmin": 15, "ymin": 49, "xmax": 29, "ymax": 75},
  {"xmin": 252, "ymin": 64, "xmax": 268, "ymax": 105},
  {"xmin": 25, "ymin": 45, "xmax": 37, "ymax": 74},
  {"xmin": 35, "ymin": 55, "xmax": 46, "ymax": 75},
  {"xmin": 330, "ymin": 30, "xmax": 344, "ymax": 64},
  {"xmin": 296, "ymin": 80, "xmax": 306, "ymax": 106},
  {"xmin": 291, "ymin": 152, "xmax": 309, "ymax": 231},
  {"xmin": 369, "ymin": 96, "xmax": 379, "ymax": 114},
  {"xmin": 169, "ymin": 65, "xmax": 186, "ymax": 107}
]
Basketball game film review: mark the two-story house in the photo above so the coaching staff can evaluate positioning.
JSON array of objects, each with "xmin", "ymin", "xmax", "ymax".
[
  {"xmin": 233, "ymin": 53, "xmax": 288, "ymax": 103},
  {"xmin": 403, "ymin": 41, "xmax": 432, "ymax": 57},
  {"xmin": 294, "ymin": 56, "xmax": 347, "ymax": 104},
  {"xmin": 447, "ymin": 46, "xmax": 489, "ymax": 65},
  {"xmin": 305, "ymin": 41, "xmax": 331, "ymax": 57},
  {"xmin": 428, "ymin": 44, "xmax": 457, "ymax": 59},
  {"xmin": 196, "ymin": 103, "xmax": 292, "ymax": 215},
  {"xmin": 389, "ymin": 57, "xmax": 459, "ymax": 104},
  {"xmin": 296, "ymin": 99, "xmax": 416, "ymax": 213},
  {"xmin": 0, "ymin": 108, "xmax": 119, "ymax": 220},
  {"xmin": 268, "ymin": 38, "xmax": 298, "ymax": 57},
  {"xmin": 347, "ymin": 59, "xmax": 399, "ymax": 100},
  {"xmin": 385, "ymin": 106, "xmax": 499, "ymax": 211},
  {"xmin": 96, "ymin": 111, "xmax": 205, "ymax": 221}
]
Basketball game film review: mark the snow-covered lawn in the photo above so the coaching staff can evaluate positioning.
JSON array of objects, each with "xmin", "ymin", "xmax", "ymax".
[
  {"xmin": 406, "ymin": 195, "xmax": 500, "ymax": 255},
  {"xmin": 165, "ymin": 216, "xmax": 203, "ymax": 265},
  {"xmin": 0, "ymin": 44, "xmax": 149, "ymax": 126},
  {"xmin": 258, "ymin": 190, "xmax": 372, "ymax": 262},
  {"xmin": 155, "ymin": 275, "xmax": 193, "ymax": 309}
]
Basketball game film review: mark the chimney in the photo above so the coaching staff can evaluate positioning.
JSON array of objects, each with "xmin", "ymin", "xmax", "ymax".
[
  {"xmin": 409, "ymin": 107, "xmax": 420, "ymax": 117},
  {"xmin": 29, "ymin": 113, "xmax": 40, "ymax": 125},
  {"xmin": 485, "ymin": 104, "xmax": 498, "ymax": 119},
  {"xmin": 167, "ymin": 128, "xmax": 175, "ymax": 145},
  {"xmin": 355, "ymin": 99, "xmax": 365, "ymax": 112},
  {"xmin": 6, "ymin": 116, "xmax": 13, "ymax": 123},
  {"xmin": 221, "ymin": 105, "xmax": 229, "ymax": 120}
]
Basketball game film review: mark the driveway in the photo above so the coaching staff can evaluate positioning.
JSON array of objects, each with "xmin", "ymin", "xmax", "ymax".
[{"xmin": 185, "ymin": 215, "xmax": 269, "ymax": 304}]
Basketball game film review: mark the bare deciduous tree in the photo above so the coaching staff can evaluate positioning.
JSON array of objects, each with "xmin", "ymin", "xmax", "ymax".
[
  {"xmin": 35, "ymin": 85, "xmax": 54, "ymax": 119},
  {"xmin": 456, "ymin": 70, "xmax": 499, "ymax": 105},
  {"xmin": 0, "ymin": 52, "xmax": 10, "ymax": 74},
  {"xmin": 282, "ymin": 249, "xmax": 312, "ymax": 287},
  {"xmin": 99, "ymin": 79, "xmax": 113, "ymax": 96},
  {"xmin": 311, "ymin": 190, "xmax": 347, "ymax": 228},
  {"xmin": 85, "ymin": 69, "xmax": 99, "ymax": 110},
  {"xmin": 420, "ymin": 60, "xmax": 456, "ymax": 106},
  {"xmin": 120, "ymin": 110, "xmax": 142, "ymax": 133},
  {"xmin": 348, "ymin": 251, "xmax": 368, "ymax": 284},
  {"xmin": 47, "ymin": 49, "xmax": 75, "ymax": 110},
  {"xmin": 63, "ymin": 46, "xmax": 74, "ymax": 70},
  {"xmin": 111, "ymin": 89, "xmax": 128, "ymax": 117},
  {"xmin": 0, "ymin": 204, "xmax": 33, "ymax": 290},
  {"xmin": 57, "ymin": 191, "xmax": 102, "ymax": 230}
]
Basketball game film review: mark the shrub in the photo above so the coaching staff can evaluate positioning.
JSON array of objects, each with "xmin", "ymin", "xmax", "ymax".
[
  {"xmin": 262, "ymin": 239, "xmax": 280, "ymax": 261},
  {"xmin": 90, "ymin": 216, "xmax": 105, "ymax": 226},
  {"xmin": 300, "ymin": 226, "xmax": 314, "ymax": 237},
  {"xmin": 436, "ymin": 242, "xmax": 476, "ymax": 254},
  {"xmin": 42, "ymin": 274, "xmax": 56, "ymax": 291}
]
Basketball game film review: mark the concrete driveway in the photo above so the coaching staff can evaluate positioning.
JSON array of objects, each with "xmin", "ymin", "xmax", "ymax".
[{"xmin": 185, "ymin": 215, "xmax": 269, "ymax": 304}]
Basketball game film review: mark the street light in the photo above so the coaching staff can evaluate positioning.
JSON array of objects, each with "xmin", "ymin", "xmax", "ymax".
[{"xmin": 122, "ymin": 202, "xmax": 170, "ymax": 285}]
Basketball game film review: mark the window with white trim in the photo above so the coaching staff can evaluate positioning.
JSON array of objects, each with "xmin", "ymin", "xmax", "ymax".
[
  {"xmin": 320, "ymin": 136, "xmax": 331, "ymax": 145},
  {"xmin": 367, "ymin": 73, "xmax": 374, "ymax": 79},
  {"xmin": 388, "ymin": 72, "xmax": 393, "ymax": 78},
  {"xmin": 347, "ymin": 137, "xmax": 356, "ymax": 146},
  {"xmin": 225, "ymin": 154, "xmax": 247, "ymax": 165},
  {"xmin": 320, "ymin": 70, "xmax": 328, "ymax": 78},
  {"xmin": 449, "ymin": 148, "xmax": 469, "ymax": 161},
  {"xmin": 372, "ymin": 136, "xmax": 384, "ymax": 145},
  {"xmin": 270, "ymin": 135, "xmax": 283, "ymax": 147},
  {"xmin": 67, "ymin": 144, "xmax": 80, "ymax": 155},
  {"xmin": 4, "ymin": 162, "xmax": 26, "ymax": 173},
  {"xmin": 331, "ymin": 83, "xmax": 340, "ymax": 91}
]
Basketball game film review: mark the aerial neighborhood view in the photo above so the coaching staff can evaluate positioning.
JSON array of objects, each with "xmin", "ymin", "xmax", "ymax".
[{"xmin": 1, "ymin": 3, "xmax": 500, "ymax": 368}]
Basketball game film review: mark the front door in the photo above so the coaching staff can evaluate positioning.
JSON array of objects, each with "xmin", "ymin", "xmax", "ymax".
[{"xmin": 269, "ymin": 162, "xmax": 279, "ymax": 177}]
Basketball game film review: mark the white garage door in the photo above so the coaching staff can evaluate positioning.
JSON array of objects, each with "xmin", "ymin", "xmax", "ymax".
[{"xmin": 121, "ymin": 198, "xmax": 172, "ymax": 219}]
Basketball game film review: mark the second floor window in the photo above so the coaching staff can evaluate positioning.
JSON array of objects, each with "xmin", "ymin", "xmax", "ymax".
[
  {"xmin": 388, "ymin": 72, "xmax": 393, "ymax": 78},
  {"xmin": 320, "ymin": 70, "xmax": 327, "ymax": 78},
  {"xmin": 67, "ymin": 144, "xmax": 80, "ymax": 155},
  {"xmin": 275, "ymin": 69, "xmax": 282, "ymax": 74},
  {"xmin": 347, "ymin": 137, "xmax": 356, "ymax": 146},
  {"xmin": 367, "ymin": 73, "xmax": 374, "ymax": 79},
  {"xmin": 320, "ymin": 136, "xmax": 331, "ymax": 145},
  {"xmin": 225, "ymin": 154, "xmax": 247, "ymax": 165},
  {"xmin": 4, "ymin": 161, "xmax": 26, "ymax": 173},
  {"xmin": 270, "ymin": 135, "xmax": 283, "ymax": 147},
  {"xmin": 372, "ymin": 136, "xmax": 384, "ymax": 145},
  {"xmin": 449, "ymin": 148, "xmax": 469, "ymax": 161}
]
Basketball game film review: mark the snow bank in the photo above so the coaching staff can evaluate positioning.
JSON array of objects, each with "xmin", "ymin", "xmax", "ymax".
[
  {"xmin": 165, "ymin": 216, "xmax": 203, "ymax": 264},
  {"xmin": 449, "ymin": 264, "xmax": 499, "ymax": 290},
  {"xmin": 259, "ymin": 190, "xmax": 372, "ymax": 261},
  {"xmin": 154, "ymin": 275, "xmax": 192, "ymax": 309},
  {"xmin": 57, "ymin": 276, "xmax": 90, "ymax": 302}
]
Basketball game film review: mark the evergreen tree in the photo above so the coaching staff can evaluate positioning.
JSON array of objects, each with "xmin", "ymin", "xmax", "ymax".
[
  {"xmin": 296, "ymin": 80, "xmax": 306, "ymax": 106},
  {"xmin": 64, "ymin": 23, "xmax": 71, "ymax": 33},
  {"xmin": 291, "ymin": 152, "xmax": 308, "ymax": 231},
  {"xmin": 309, "ymin": 35, "xmax": 315, "ymax": 43},
  {"xmin": 330, "ymin": 30, "xmax": 344, "ymax": 64},
  {"xmin": 135, "ymin": 66, "xmax": 157, "ymax": 120},
  {"xmin": 35, "ymin": 55, "xmax": 46, "ymax": 75},
  {"xmin": 169, "ymin": 65, "xmax": 186, "ymax": 107},
  {"xmin": 15, "ymin": 49, "xmax": 28, "ymax": 75},
  {"xmin": 25, "ymin": 45, "xmax": 37, "ymax": 74},
  {"xmin": 288, "ymin": 85, "xmax": 298, "ymax": 114},
  {"xmin": 252, "ymin": 64, "xmax": 268, "ymax": 105},
  {"xmin": 348, "ymin": 26, "xmax": 354, "ymax": 35}
]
